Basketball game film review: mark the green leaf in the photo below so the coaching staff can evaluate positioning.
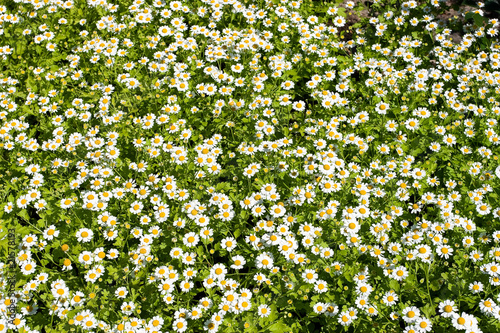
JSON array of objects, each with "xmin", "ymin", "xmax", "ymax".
[
  {"xmin": 430, "ymin": 279, "xmax": 441, "ymax": 291},
  {"xmin": 17, "ymin": 209, "xmax": 30, "ymax": 221},
  {"xmin": 290, "ymin": 322, "xmax": 302, "ymax": 332},
  {"xmin": 234, "ymin": 228, "xmax": 241, "ymax": 239},
  {"xmin": 465, "ymin": 12, "xmax": 486, "ymax": 26},
  {"xmin": 389, "ymin": 279, "xmax": 400, "ymax": 292},
  {"xmin": 269, "ymin": 320, "xmax": 291, "ymax": 333},
  {"xmin": 421, "ymin": 303, "xmax": 435, "ymax": 318}
]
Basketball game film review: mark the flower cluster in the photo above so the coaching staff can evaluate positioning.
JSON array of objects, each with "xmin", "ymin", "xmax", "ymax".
[{"xmin": 1, "ymin": 0, "xmax": 500, "ymax": 332}]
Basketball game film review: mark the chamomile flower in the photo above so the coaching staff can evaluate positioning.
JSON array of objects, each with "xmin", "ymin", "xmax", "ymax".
[
  {"xmin": 269, "ymin": 204, "xmax": 286, "ymax": 218},
  {"xmin": 231, "ymin": 255, "xmax": 246, "ymax": 270},
  {"xmin": 183, "ymin": 232, "xmax": 200, "ymax": 248},
  {"xmin": 469, "ymin": 281, "xmax": 484, "ymax": 294},
  {"xmin": 338, "ymin": 308, "xmax": 357, "ymax": 326},
  {"xmin": 402, "ymin": 306, "xmax": 421, "ymax": 323},
  {"xmin": 382, "ymin": 290, "xmax": 399, "ymax": 306},
  {"xmin": 172, "ymin": 318, "xmax": 188, "ymax": 332},
  {"xmin": 115, "ymin": 287, "xmax": 128, "ymax": 299},
  {"xmin": 415, "ymin": 317, "xmax": 432, "ymax": 332},
  {"xmin": 391, "ymin": 266, "xmax": 409, "ymax": 281},
  {"xmin": 221, "ymin": 237, "xmax": 237, "ymax": 252},
  {"xmin": 256, "ymin": 253, "xmax": 274, "ymax": 269},
  {"xmin": 314, "ymin": 280, "xmax": 328, "ymax": 293},
  {"xmin": 76, "ymin": 228, "xmax": 93, "ymax": 243},
  {"xmin": 438, "ymin": 300, "xmax": 457, "ymax": 317},
  {"xmin": 21, "ymin": 260, "xmax": 37, "ymax": 275},
  {"xmin": 257, "ymin": 304, "xmax": 271, "ymax": 318}
]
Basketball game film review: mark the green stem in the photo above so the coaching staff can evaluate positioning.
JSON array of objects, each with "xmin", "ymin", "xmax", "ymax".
[{"xmin": 423, "ymin": 261, "xmax": 434, "ymax": 309}]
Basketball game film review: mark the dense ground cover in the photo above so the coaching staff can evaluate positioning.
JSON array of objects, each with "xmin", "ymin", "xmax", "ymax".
[{"xmin": 1, "ymin": 0, "xmax": 500, "ymax": 332}]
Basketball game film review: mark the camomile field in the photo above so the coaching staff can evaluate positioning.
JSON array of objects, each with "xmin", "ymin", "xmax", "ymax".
[{"xmin": 1, "ymin": 0, "xmax": 500, "ymax": 332}]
